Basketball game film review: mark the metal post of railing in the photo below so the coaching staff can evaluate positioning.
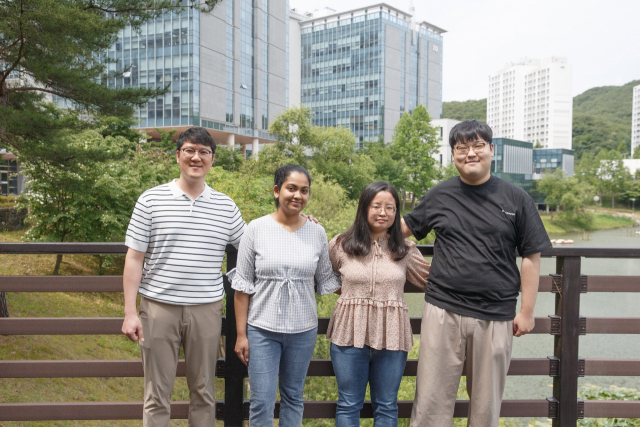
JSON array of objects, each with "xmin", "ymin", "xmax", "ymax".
[
  {"xmin": 552, "ymin": 256, "xmax": 582, "ymax": 427},
  {"xmin": 224, "ymin": 245, "xmax": 245, "ymax": 426}
]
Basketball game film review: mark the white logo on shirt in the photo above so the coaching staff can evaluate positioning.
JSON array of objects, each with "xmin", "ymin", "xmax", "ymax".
[{"xmin": 502, "ymin": 209, "xmax": 516, "ymax": 216}]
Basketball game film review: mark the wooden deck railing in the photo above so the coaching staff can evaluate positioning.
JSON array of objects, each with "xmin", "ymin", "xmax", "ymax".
[{"xmin": 1, "ymin": 243, "xmax": 640, "ymax": 426}]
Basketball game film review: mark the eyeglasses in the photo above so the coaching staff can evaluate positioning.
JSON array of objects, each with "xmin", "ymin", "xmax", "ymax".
[
  {"xmin": 454, "ymin": 141, "xmax": 490, "ymax": 155},
  {"xmin": 369, "ymin": 205, "xmax": 397, "ymax": 215},
  {"xmin": 180, "ymin": 148, "xmax": 213, "ymax": 159}
]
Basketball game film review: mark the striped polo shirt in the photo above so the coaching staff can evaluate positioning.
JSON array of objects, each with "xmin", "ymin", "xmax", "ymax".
[{"xmin": 125, "ymin": 180, "xmax": 245, "ymax": 305}]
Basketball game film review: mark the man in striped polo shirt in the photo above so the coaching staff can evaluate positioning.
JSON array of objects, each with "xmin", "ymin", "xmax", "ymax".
[{"xmin": 121, "ymin": 127, "xmax": 245, "ymax": 426}]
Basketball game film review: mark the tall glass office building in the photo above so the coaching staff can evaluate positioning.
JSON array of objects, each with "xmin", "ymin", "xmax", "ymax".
[
  {"xmin": 96, "ymin": 0, "xmax": 289, "ymax": 154},
  {"xmin": 296, "ymin": 5, "xmax": 445, "ymax": 144}
]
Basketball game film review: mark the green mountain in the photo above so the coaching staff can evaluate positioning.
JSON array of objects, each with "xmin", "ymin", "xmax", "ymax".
[
  {"xmin": 441, "ymin": 80, "xmax": 639, "ymax": 160},
  {"xmin": 572, "ymin": 80, "xmax": 639, "ymax": 159},
  {"xmin": 442, "ymin": 99, "xmax": 486, "ymax": 122}
]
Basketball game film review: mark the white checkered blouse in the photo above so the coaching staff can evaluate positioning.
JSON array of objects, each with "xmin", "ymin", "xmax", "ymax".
[{"xmin": 228, "ymin": 214, "xmax": 341, "ymax": 334}]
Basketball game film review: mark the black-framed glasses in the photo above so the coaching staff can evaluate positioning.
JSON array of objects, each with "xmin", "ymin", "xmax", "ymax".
[
  {"xmin": 369, "ymin": 205, "xmax": 397, "ymax": 215},
  {"xmin": 454, "ymin": 141, "xmax": 490, "ymax": 155},
  {"xmin": 180, "ymin": 148, "xmax": 213, "ymax": 159}
]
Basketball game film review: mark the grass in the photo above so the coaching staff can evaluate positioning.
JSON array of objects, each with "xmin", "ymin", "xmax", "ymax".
[
  {"xmin": 0, "ymin": 229, "xmax": 224, "ymax": 427},
  {"xmin": 540, "ymin": 212, "xmax": 635, "ymax": 234}
]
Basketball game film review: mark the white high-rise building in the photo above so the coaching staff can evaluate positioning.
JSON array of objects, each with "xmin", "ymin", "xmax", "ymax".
[
  {"xmin": 487, "ymin": 57, "xmax": 572, "ymax": 150},
  {"xmin": 431, "ymin": 118, "xmax": 460, "ymax": 168},
  {"xmin": 632, "ymin": 84, "xmax": 640, "ymax": 157}
]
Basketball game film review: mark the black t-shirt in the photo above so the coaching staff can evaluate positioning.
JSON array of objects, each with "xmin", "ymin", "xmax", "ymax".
[{"xmin": 404, "ymin": 175, "xmax": 552, "ymax": 321}]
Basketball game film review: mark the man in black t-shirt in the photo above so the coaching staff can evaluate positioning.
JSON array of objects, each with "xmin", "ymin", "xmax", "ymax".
[{"xmin": 402, "ymin": 120, "xmax": 551, "ymax": 427}]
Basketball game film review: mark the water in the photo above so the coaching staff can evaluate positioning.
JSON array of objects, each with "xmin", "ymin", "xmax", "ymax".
[{"xmin": 405, "ymin": 227, "xmax": 640, "ymax": 399}]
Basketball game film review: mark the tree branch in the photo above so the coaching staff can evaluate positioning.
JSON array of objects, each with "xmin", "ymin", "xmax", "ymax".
[
  {"xmin": 0, "ymin": 37, "xmax": 24, "ymax": 57},
  {"xmin": 0, "ymin": 0, "xmax": 26, "ymax": 89},
  {"xmin": 7, "ymin": 86, "xmax": 69, "ymax": 98},
  {"xmin": 82, "ymin": 2, "xmax": 204, "ymax": 14}
]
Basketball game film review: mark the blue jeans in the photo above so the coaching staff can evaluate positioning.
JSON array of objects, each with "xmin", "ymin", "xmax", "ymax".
[
  {"xmin": 247, "ymin": 324, "xmax": 317, "ymax": 426},
  {"xmin": 331, "ymin": 343, "xmax": 408, "ymax": 427}
]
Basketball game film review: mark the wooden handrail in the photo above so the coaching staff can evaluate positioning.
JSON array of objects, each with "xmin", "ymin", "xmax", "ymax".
[{"xmin": 2, "ymin": 244, "xmax": 640, "ymax": 424}]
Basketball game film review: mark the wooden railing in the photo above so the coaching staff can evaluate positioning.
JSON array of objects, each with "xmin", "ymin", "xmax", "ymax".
[{"xmin": 1, "ymin": 243, "xmax": 640, "ymax": 426}]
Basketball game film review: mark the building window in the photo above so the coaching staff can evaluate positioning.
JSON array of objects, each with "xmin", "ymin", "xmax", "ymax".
[
  {"xmin": 262, "ymin": 0, "xmax": 268, "ymax": 11},
  {"xmin": 262, "ymin": 44, "xmax": 268, "ymax": 72},
  {"xmin": 262, "ymin": 103, "xmax": 268, "ymax": 129},
  {"xmin": 226, "ymin": 0, "xmax": 233, "ymax": 25},
  {"xmin": 262, "ymin": 14, "xmax": 268, "ymax": 41},
  {"xmin": 262, "ymin": 73, "xmax": 268, "ymax": 101},
  {"xmin": 226, "ymin": 59, "xmax": 233, "ymax": 91},
  {"xmin": 226, "ymin": 26, "xmax": 233, "ymax": 57},
  {"xmin": 226, "ymin": 92, "xmax": 234, "ymax": 123}
]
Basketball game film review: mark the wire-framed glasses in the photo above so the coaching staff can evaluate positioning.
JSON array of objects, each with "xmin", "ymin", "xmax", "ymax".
[
  {"xmin": 180, "ymin": 148, "xmax": 213, "ymax": 159},
  {"xmin": 369, "ymin": 205, "xmax": 397, "ymax": 215},
  {"xmin": 454, "ymin": 141, "xmax": 490, "ymax": 155}
]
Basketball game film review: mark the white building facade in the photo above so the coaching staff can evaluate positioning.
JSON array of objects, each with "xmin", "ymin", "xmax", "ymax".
[
  {"xmin": 632, "ymin": 84, "xmax": 640, "ymax": 157},
  {"xmin": 487, "ymin": 57, "xmax": 572, "ymax": 150},
  {"xmin": 431, "ymin": 118, "xmax": 460, "ymax": 168}
]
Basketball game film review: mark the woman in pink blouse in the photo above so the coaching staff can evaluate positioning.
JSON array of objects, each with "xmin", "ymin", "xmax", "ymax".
[{"xmin": 328, "ymin": 181, "xmax": 430, "ymax": 426}]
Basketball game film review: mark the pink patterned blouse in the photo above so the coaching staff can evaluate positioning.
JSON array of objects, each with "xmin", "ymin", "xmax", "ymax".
[{"xmin": 327, "ymin": 234, "xmax": 430, "ymax": 352}]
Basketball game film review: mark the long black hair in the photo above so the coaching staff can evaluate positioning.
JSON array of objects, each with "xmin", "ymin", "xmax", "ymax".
[
  {"xmin": 340, "ymin": 181, "xmax": 409, "ymax": 261},
  {"xmin": 273, "ymin": 164, "xmax": 311, "ymax": 208}
]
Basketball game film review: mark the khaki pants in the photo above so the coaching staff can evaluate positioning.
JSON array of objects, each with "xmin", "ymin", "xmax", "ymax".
[
  {"xmin": 410, "ymin": 302, "xmax": 513, "ymax": 427},
  {"xmin": 139, "ymin": 296, "xmax": 223, "ymax": 427}
]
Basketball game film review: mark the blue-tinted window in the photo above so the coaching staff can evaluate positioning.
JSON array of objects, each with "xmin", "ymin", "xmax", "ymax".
[
  {"xmin": 226, "ymin": 92, "xmax": 234, "ymax": 123},
  {"xmin": 226, "ymin": 26, "xmax": 234, "ymax": 57},
  {"xmin": 226, "ymin": 59, "xmax": 233, "ymax": 91}
]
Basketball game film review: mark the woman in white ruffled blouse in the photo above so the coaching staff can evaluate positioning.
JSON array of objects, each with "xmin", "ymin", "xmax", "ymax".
[{"xmin": 229, "ymin": 164, "xmax": 340, "ymax": 427}]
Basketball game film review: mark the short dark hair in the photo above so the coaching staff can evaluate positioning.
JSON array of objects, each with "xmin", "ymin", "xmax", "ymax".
[
  {"xmin": 273, "ymin": 164, "xmax": 311, "ymax": 208},
  {"xmin": 176, "ymin": 127, "xmax": 217, "ymax": 154},
  {"xmin": 339, "ymin": 181, "xmax": 409, "ymax": 261},
  {"xmin": 449, "ymin": 120, "xmax": 493, "ymax": 150}
]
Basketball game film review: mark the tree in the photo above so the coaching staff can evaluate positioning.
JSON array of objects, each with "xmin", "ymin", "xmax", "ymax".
[
  {"xmin": 437, "ymin": 162, "xmax": 460, "ymax": 183},
  {"xmin": 538, "ymin": 169, "xmax": 594, "ymax": 228},
  {"xmin": 0, "ymin": 0, "xmax": 219, "ymax": 151},
  {"xmin": 538, "ymin": 169, "xmax": 567, "ymax": 210},
  {"xmin": 595, "ymin": 150, "xmax": 631, "ymax": 209},
  {"xmin": 0, "ymin": 1, "xmax": 220, "ymax": 315},
  {"xmin": 391, "ymin": 105, "xmax": 440, "ymax": 207},
  {"xmin": 260, "ymin": 106, "xmax": 317, "ymax": 171},
  {"xmin": 17, "ymin": 128, "xmax": 150, "ymax": 275},
  {"xmin": 363, "ymin": 137, "xmax": 405, "ymax": 191},
  {"xmin": 310, "ymin": 126, "xmax": 375, "ymax": 199},
  {"xmin": 214, "ymin": 146, "xmax": 246, "ymax": 172}
]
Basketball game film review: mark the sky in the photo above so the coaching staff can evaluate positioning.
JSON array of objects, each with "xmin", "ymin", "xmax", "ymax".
[{"xmin": 289, "ymin": 0, "xmax": 640, "ymax": 102}]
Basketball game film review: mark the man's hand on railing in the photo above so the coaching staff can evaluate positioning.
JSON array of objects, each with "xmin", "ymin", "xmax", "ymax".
[
  {"xmin": 122, "ymin": 315, "xmax": 144, "ymax": 342},
  {"xmin": 235, "ymin": 334, "xmax": 249, "ymax": 366}
]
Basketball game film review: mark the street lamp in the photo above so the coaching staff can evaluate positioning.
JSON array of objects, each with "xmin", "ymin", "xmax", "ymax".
[{"xmin": 632, "ymin": 198, "xmax": 636, "ymax": 214}]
